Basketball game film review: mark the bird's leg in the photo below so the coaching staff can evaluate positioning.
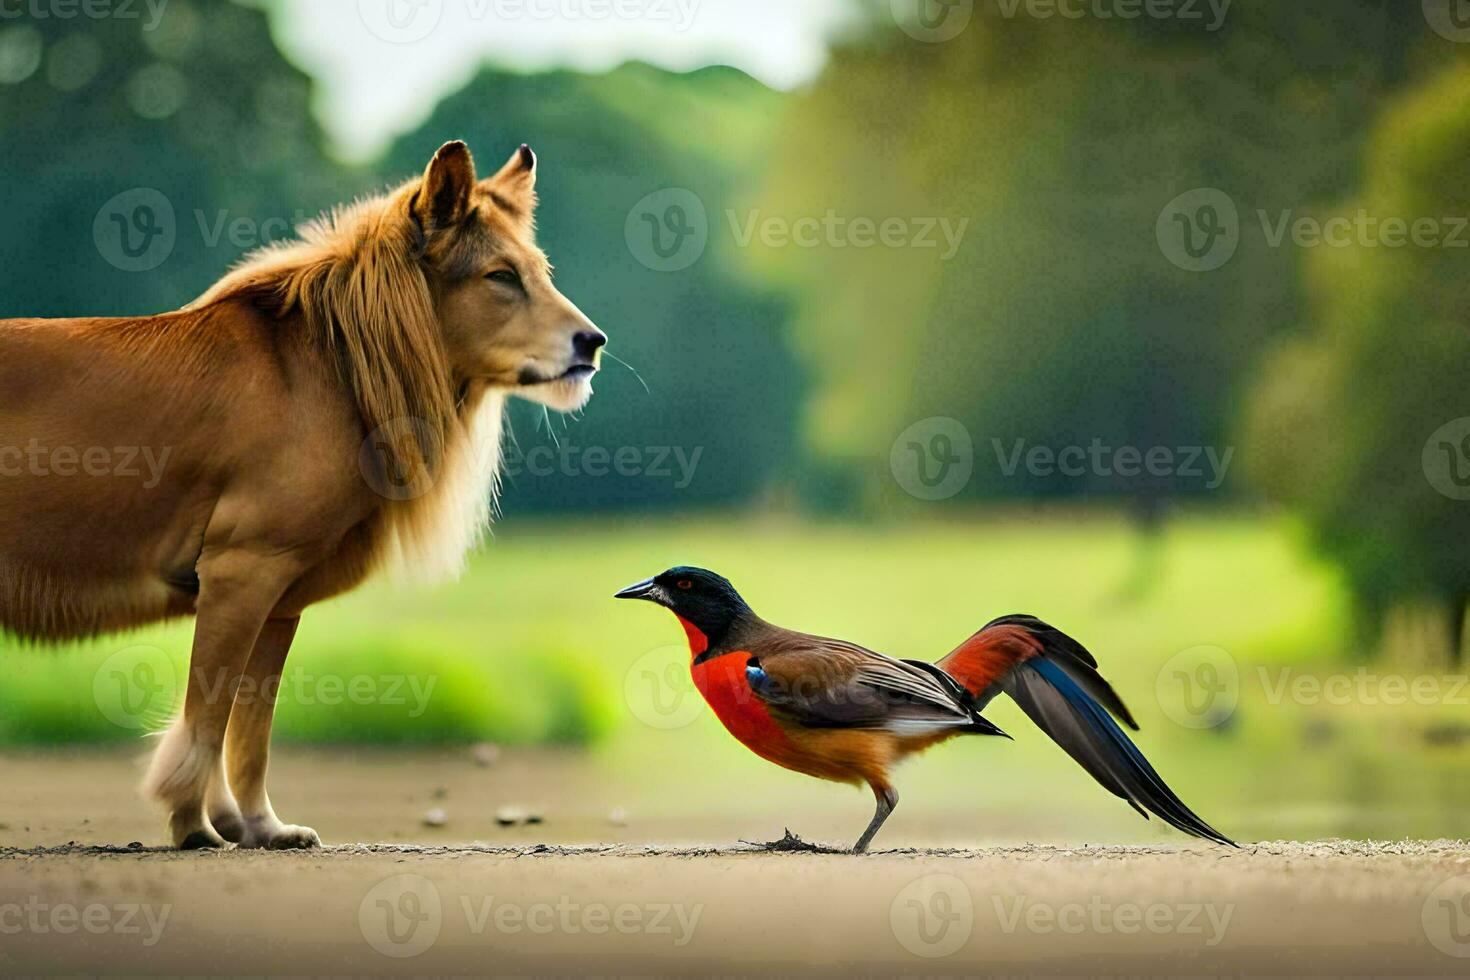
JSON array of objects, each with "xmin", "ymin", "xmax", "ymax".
[{"xmin": 853, "ymin": 782, "xmax": 898, "ymax": 854}]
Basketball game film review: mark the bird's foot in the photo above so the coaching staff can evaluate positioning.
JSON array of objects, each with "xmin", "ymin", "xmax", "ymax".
[{"xmin": 739, "ymin": 828, "xmax": 840, "ymax": 854}]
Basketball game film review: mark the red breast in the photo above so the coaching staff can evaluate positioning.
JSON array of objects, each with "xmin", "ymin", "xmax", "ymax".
[{"xmin": 679, "ymin": 616, "xmax": 793, "ymax": 761}]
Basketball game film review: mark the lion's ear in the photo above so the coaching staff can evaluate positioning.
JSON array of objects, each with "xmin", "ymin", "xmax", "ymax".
[
  {"xmin": 416, "ymin": 140, "xmax": 477, "ymax": 230},
  {"xmin": 483, "ymin": 144, "xmax": 537, "ymax": 223}
]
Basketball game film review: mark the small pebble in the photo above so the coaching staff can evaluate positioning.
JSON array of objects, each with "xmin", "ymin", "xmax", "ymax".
[
  {"xmin": 608, "ymin": 807, "xmax": 629, "ymax": 827},
  {"xmin": 471, "ymin": 743, "xmax": 502, "ymax": 767},
  {"xmin": 494, "ymin": 806, "xmax": 524, "ymax": 827},
  {"xmin": 525, "ymin": 811, "xmax": 544, "ymax": 825},
  {"xmin": 127, "ymin": 841, "xmax": 143, "ymax": 851},
  {"xmin": 422, "ymin": 808, "xmax": 448, "ymax": 828}
]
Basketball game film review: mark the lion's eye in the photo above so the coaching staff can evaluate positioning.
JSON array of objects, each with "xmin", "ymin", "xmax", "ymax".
[
  {"xmin": 485, "ymin": 268, "xmax": 521, "ymax": 288},
  {"xmin": 676, "ymin": 579, "xmax": 693, "ymax": 590}
]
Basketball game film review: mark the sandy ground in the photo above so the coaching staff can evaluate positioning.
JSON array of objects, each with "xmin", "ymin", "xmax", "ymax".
[
  {"xmin": 2, "ymin": 750, "xmax": 1468, "ymax": 976},
  {"xmin": 4, "ymin": 839, "xmax": 1469, "ymax": 975}
]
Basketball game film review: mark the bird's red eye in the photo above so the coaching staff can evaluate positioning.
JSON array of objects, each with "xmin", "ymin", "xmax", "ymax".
[{"xmin": 676, "ymin": 579, "xmax": 693, "ymax": 590}]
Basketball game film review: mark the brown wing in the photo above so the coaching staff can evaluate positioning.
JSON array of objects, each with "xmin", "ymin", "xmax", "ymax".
[{"xmin": 745, "ymin": 632, "xmax": 979, "ymax": 735}]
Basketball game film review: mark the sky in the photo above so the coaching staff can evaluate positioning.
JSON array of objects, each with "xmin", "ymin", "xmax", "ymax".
[{"xmin": 260, "ymin": 0, "xmax": 859, "ymax": 161}]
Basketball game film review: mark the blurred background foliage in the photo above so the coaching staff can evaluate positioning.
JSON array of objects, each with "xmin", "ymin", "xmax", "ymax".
[
  {"xmin": 1, "ymin": 0, "xmax": 1468, "ymax": 780},
  {"xmin": 1245, "ymin": 58, "xmax": 1470, "ymax": 660}
]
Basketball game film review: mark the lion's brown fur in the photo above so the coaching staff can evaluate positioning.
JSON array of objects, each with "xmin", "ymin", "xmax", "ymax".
[{"xmin": 195, "ymin": 186, "xmax": 504, "ymax": 585}]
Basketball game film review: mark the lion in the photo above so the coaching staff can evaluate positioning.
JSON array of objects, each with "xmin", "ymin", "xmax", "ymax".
[{"xmin": 0, "ymin": 141, "xmax": 605, "ymax": 848}]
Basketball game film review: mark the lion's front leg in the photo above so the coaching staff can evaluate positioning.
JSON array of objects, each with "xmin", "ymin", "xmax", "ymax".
[
  {"xmin": 223, "ymin": 616, "xmax": 318, "ymax": 849},
  {"xmin": 144, "ymin": 553, "xmax": 302, "ymax": 849},
  {"xmin": 205, "ymin": 753, "xmax": 245, "ymax": 843}
]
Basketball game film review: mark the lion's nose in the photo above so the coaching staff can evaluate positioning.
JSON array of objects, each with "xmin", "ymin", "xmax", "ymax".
[{"xmin": 573, "ymin": 329, "xmax": 607, "ymax": 361}]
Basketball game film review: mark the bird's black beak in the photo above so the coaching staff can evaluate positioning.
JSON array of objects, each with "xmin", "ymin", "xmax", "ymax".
[{"xmin": 614, "ymin": 577, "xmax": 661, "ymax": 602}]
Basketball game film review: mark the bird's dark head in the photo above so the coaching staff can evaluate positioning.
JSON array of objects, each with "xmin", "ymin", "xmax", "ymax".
[{"xmin": 614, "ymin": 566, "xmax": 753, "ymax": 649}]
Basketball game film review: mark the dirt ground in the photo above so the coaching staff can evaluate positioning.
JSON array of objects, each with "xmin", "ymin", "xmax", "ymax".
[{"xmin": 2, "ymin": 750, "xmax": 1468, "ymax": 976}]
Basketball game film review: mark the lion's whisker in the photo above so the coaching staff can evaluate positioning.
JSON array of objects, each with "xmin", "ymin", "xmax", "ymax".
[{"xmin": 602, "ymin": 349, "xmax": 651, "ymax": 394}]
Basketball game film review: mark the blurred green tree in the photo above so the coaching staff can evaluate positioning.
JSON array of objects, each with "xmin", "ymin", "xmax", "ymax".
[
  {"xmin": 1244, "ymin": 60, "xmax": 1470, "ymax": 666},
  {"xmin": 743, "ymin": 0, "xmax": 1444, "ymax": 513},
  {"xmin": 0, "ymin": 0, "xmax": 339, "ymax": 318}
]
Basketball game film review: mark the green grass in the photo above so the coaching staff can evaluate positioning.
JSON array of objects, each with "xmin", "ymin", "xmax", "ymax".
[
  {"xmin": 0, "ymin": 508, "xmax": 1348, "ymax": 747},
  {"xmin": 9, "ymin": 509, "xmax": 1470, "ymax": 840}
]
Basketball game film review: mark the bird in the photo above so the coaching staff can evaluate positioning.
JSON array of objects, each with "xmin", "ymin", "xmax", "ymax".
[{"xmin": 615, "ymin": 565, "xmax": 1235, "ymax": 853}]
